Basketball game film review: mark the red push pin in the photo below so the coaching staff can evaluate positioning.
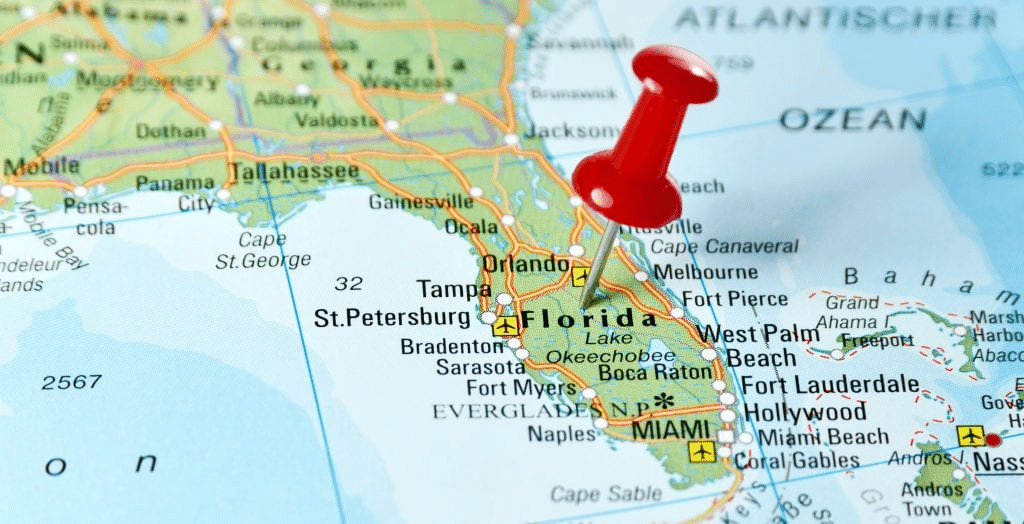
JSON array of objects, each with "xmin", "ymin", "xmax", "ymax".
[{"xmin": 573, "ymin": 45, "xmax": 718, "ymax": 309}]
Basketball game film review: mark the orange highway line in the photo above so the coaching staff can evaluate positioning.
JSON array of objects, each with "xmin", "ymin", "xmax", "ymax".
[
  {"xmin": 151, "ymin": 25, "xmax": 222, "ymax": 65},
  {"xmin": 293, "ymin": 0, "xmax": 519, "ymax": 171},
  {"xmin": 517, "ymin": 271, "xmax": 572, "ymax": 302},
  {"xmin": 569, "ymin": 208, "xmax": 587, "ymax": 242},
  {"xmin": 410, "ymin": 0, "xmax": 447, "ymax": 82},
  {"xmin": 524, "ymin": 360, "xmax": 592, "ymax": 397},
  {"xmin": 13, "ymin": 178, "xmax": 75, "ymax": 192},
  {"xmin": 84, "ymin": 150, "xmax": 313, "ymax": 188},
  {"xmin": 152, "ymin": 0, "xmax": 235, "ymax": 65},
  {"xmin": 8, "ymin": 0, "xmax": 735, "ymax": 458},
  {"xmin": 607, "ymin": 404, "xmax": 724, "ymax": 427},
  {"xmin": 85, "ymin": 151, "xmax": 226, "ymax": 187},
  {"xmin": 396, "ymin": 100, "xmax": 447, "ymax": 126},
  {"xmin": 350, "ymin": 158, "xmax": 495, "ymax": 295},
  {"xmin": 357, "ymin": 90, "xmax": 507, "ymax": 132},
  {"xmin": 444, "ymin": 146, "xmax": 521, "ymax": 158},
  {"xmin": 326, "ymin": 10, "xmax": 506, "ymax": 33},
  {"xmin": 496, "ymin": 34, "xmax": 518, "ymax": 130},
  {"xmin": 79, "ymin": 1, "xmax": 241, "ymax": 189},
  {"xmin": 459, "ymin": 96, "xmax": 512, "ymax": 131},
  {"xmin": 9, "ymin": 66, "xmax": 140, "ymax": 180},
  {"xmin": 0, "ymin": 10, "xmax": 61, "ymax": 45}
]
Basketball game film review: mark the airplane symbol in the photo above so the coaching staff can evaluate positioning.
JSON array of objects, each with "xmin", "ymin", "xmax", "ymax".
[
  {"xmin": 571, "ymin": 267, "xmax": 590, "ymax": 288},
  {"xmin": 688, "ymin": 440, "xmax": 717, "ymax": 462},
  {"xmin": 957, "ymin": 425, "xmax": 986, "ymax": 447},
  {"xmin": 491, "ymin": 316, "xmax": 520, "ymax": 336}
]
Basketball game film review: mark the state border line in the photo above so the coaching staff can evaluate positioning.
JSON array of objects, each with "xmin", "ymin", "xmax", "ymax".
[
  {"xmin": 259, "ymin": 172, "xmax": 347, "ymax": 524},
  {"xmin": 533, "ymin": 432, "xmax": 1024, "ymax": 523}
]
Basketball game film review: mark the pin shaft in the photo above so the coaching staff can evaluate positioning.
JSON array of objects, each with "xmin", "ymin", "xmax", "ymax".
[{"xmin": 579, "ymin": 220, "xmax": 620, "ymax": 310}]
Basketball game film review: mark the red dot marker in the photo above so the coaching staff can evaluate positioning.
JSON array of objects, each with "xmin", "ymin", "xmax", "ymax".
[
  {"xmin": 573, "ymin": 45, "xmax": 718, "ymax": 309},
  {"xmin": 985, "ymin": 433, "xmax": 1002, "ymax": 447}
]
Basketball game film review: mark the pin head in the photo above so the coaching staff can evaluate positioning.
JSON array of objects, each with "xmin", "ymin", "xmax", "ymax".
[
  {"xmin": 572, "ymin": 45, "xmax": 719, "ymax": 229},
  {"xmin": 632, "ymin": 45, "xmax": 718, "ymax": 103}
]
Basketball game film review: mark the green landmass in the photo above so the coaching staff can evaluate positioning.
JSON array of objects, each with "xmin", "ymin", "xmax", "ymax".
[
  {"xmin": 0, "ymin": 0, "xmax": 732, "ymax": 491},
  {"xmin": 915, "ymin": 443, "xmax": 1007, "ymax": 522},
  {"xmin": 919, "ymin": 308, "xmax": 982, "ymax": 378}
]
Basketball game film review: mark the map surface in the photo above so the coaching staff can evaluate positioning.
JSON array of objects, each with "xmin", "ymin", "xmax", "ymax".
[{"xmin": 1, "ymin": 1, "xmax": 1022, "ymax": 523}]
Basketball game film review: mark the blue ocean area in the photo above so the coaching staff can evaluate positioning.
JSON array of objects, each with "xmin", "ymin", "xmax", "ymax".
[
  {"xmin": 919, "ymin": 53, "xmax": 1024, "ymax": 293},
  {"xmin": 827, "ymin": 22, "xmax": 1024, "ymax": 293},
  {"xmin": 0, "ymin": 300, "xmax": 341, "ymax": 523},
  {"xmin": 830, "ymin": 22, "xmax": 1024, "ymax": 422}
]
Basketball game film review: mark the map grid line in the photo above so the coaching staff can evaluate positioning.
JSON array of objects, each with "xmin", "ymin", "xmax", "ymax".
[{"xmin": 259, "ymin": 174, "xmax": 347, "ymax": 524}]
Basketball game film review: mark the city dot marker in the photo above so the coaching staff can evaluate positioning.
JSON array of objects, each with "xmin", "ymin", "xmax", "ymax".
[
  {"xmin": 717, "ymin": 429, "xmax": 735, "ymax": 443},
  {"xmin": 208, "ymin": 120, "xmax": 223, "ymax": 131},
  {"xmin": 830, "ymin": 349, "xmax": 844, "ymax": 360},
  {"xmin": 582, "ymin": 388, "xmax": 597, "ymax": 400},
  {"xmin": 514, "ymin": 348, "xmax": 529, "ymax": 360},
  {"xmin": 211, "ymin": 6, "xmax": 226, "ymax": 19},
  {"xmin": 385, "ymin": 120, "xmax": 400, "ymax": 131},
  {"xmin": 634, "ymin": 271, "xmax": 649, "ymax": 282},
  {"xmin": 572, "ymin": 45, "xmax": 718, "ymax": 309},
  {"xmin": 295, "ymin": 84, "xmax": 311, "ymax": 96},
  {"xmin": 593, "ymin": 417, "xmax": 608, "ymax": 429},
  {"xmin": 20, "ymin": 6, "xmax": 36, "ymax": 18},
  {"xmin": 711, "ymin": 379, "xmax": 726, "ymax": 392},
  {"xmin": 481, "ymin": 311, "xmax": 497, "ymax": 324},
  {"xmin": 985, "ymin": 433, "xmax": 1003, "ymax": 447},
  {"xmin": 739, "ymin": 432, "xmax": 754, "ymax": 444},
  {"xmin": 313, "ymin": 3, "xmax": 330, "ymax": 16},
  {"xmin": 216, "ymin": 189, "xmax": 231, "ymax": 200},
  {"xmin": 442, "ymin": 92, "xmax": 457, "ymax": 104},
  {"xmin": 468, "ymin": 186, "xmax": 483, "ymax": 197},
  {"xmin": 496, "ymin": 293, "xmax": 513, "ymax": 306},
  {"xmin": 700, "ymin": 348, "xmax": 717, "ymax": 361},
  {"xmin": 717, "ymin": 446, "xmax": 732, "ymax": 459},
  {"xmin": 1, "ymin": 185, "xmax": 16, "ymax": 197},
  {"xmin": 718, "ymin": 392, "xmax": 736, "ymax": 405},
  {"xmin": 569, "ymin": 195, "xmax": 583, "ymax": 207},
  {"xmin": 501, "ymin": 214, "xmax": 515, "ymax": 225},
  {"xmin": 954, "ymin": 326, "xmax": 967, "ymax": 336},
  {"xmin": 505, "ymin": 23, "xmax": 522, "ymax": 37},
  {"xmin": 506, "ymin": 338, "xmax": 522, "ymax": 349},
  {"xmin": 568, "ymin": 244, "xmax": 584, "ymax": 257},
  {"xmin": 719, "ymin": 409, "xmax": 736, "ymax": 422},
  {"xmin": 504, "ymin": 133, "xmax": 519, "ymax": 146},
  {"xmin": 63, "ymin": 52, "xmax": 78, "ymax": 65},
  {"xmin": 670, "ymin": 307, "xmax": 684, "ymax": 318},
  {"xmin": 229, "ymin": 35, "xmax": 245, "ymax": 49},
  {"xmin": 952, "ymin": 469, "xmax": 966, "ymax": 480},
  {"xmin": 73, "ymin": 186, "xmax": 87, "ymax": 197}
]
